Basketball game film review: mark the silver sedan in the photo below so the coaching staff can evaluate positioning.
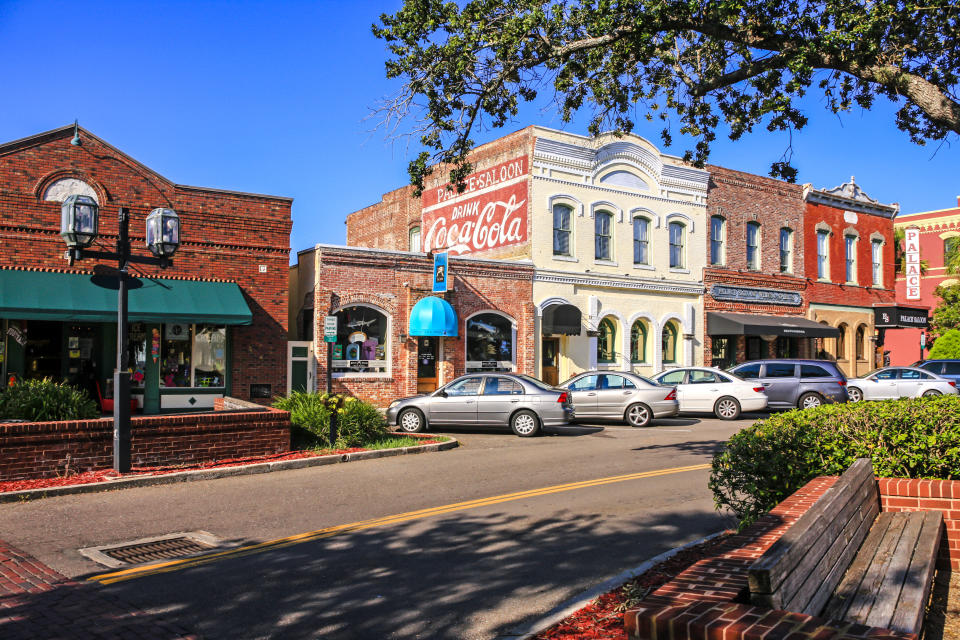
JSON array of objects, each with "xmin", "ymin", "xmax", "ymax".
[
  {"xmin": 847, "ymin": 366, "xmax": 959, "ymax": 401},
  {"xmin": 559, "ymin": 371, "xmax": 679, "ymax": 427},
  {"xmin": 386, "ymin": 373, "xmax": 574, "ymax": 437}
]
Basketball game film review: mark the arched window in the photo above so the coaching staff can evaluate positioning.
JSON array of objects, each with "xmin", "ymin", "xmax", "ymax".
[
  {"xmin": 409, "ymin": 226, "xmax": 421, "ymax": 252},
  {"xmin": 597, "ymin": 317, "xmax": 617, "ymax": 363},
  {"xmin": 668, "ymin": 222, "xmax": 685, "ymax": 269},
  {"xmin": 466, "ymin": 313, "xmax": 514, "ymax": 372},
  {"xmin": 595, "ymin": 211, "xmax": 613, "ymax": 260},
  {"xmin": 553, "ymin": 204, "xmax": 572, "ymax": 256},
  {"xmin": 662, "ymin": 322, "xmax": 678, "ymax": 364},
  {"xmin": 837, "ymin": 324, "xmax": 848, "ymax": 360},
  {"xmin": 630, "ymin": 320, "xmax": 648, "ymax": 363},
  {"xmin": 855, "ymin": 325, "xmax": 866, "ymax": 360},
  {"xmin": 332, "ymin": 305, "xmax": 389, "ymax": 374}
]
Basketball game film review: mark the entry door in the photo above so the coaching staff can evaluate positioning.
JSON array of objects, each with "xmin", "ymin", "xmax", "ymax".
[
  {"xmin": 287, "ymin": 341, "xmax": 315, "ymax": 395},
  {"xmin": 417, "ymin": 337, "xmax": 438, "ymax": 394},
  {"xmin": 541, "ymin": 338, "xmax": 559, "ymax": 386}
]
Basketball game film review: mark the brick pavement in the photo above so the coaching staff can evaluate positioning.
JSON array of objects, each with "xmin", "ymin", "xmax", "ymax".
[{"xmin": 0, "ymin": 539, "xmax": 196, "ymax": 639}]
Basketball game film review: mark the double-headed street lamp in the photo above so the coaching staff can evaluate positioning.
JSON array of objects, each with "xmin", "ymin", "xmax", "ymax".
[{"xmin": 60, "ymin": 195, "xmax": 180, "ymax": 472}]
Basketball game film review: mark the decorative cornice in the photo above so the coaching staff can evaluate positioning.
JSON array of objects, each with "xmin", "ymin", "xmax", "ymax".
[
  {"xmin": 804, "ymin": 177, "xmax": 898, "ymax": 218},
  {"xmin": 533, "ymin": 269, "xmax": 704, "ymax": 295},
  {"xmin": 531, "ymin": 174, "xmax": 707, "ymax": 208}
]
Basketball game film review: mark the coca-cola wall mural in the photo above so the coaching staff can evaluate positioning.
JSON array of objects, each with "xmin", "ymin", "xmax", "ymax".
[{"xmin": 421, "ymin": 156, "xmax": 529, "ymax": 255}]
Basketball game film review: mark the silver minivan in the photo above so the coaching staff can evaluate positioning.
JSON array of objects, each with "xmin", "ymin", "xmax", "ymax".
[{"xmin": 728, "ymin": 359, "xmax": 848, "ymax": 410}]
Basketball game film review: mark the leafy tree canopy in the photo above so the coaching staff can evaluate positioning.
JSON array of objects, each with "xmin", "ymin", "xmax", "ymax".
[
  {"xmin": 929, "ymin": 328, "xmax": 960, "ymax": 359},
  {"xmin": 931, "ymin": 282, "xmax": 960, "ymax": 340},
  {"xmin": 374, "ymin": 0, "xmax": 960, "ymax": 193}
]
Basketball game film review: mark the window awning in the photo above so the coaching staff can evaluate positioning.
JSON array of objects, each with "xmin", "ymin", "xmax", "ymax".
[
  {"xmin": 542, "ymin": 303, "xmax": 582, "ymax": 336},
  {"xmin": 707, "ymin": 312, "xmax": 839, "ymax": 338},
  {"xmin": 0, "ymin": 270, "xmax": 253, "ymax": 325},
  {"xmin": 409, "ymin": 296, "xmax": 458, "ymax": 337}
]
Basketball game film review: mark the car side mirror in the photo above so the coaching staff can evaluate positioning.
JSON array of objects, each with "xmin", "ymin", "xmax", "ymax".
[{"xmin": 436, "ymin": 389, "xmax": 448, "ymax": 398}]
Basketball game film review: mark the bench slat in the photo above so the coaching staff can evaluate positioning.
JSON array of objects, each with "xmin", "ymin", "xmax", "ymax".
[
  {"xmin": 887, "ymin": 510, "xmax": 943, "ymax": 635},
  {"xmin": 844, "ymin": 513, "xmax": 910, "ymax": 623},
  {"xmin": 822, "ymin": 511, "xmax": 895, "ymax": 621},
  {"xmin": 749, "ymin": 459, "xmax": 876, "ymax": 603},
  {"xmin": 861, "ymin": 511, "xmax": 925, "ymax": 629}
]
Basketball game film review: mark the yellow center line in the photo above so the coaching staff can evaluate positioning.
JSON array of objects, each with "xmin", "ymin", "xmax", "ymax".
[{"xmin": 87, "ymin": 462, "xmax": 711, "ymax": 585}]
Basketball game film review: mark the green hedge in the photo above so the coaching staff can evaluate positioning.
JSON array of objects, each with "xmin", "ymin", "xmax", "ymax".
[
  {"xmin": 0, "ymin": 378, "xmax": 99, "ymax": 422},
  {"xmin": 273, "ymin": 391, "xmax": 388, "ymax": 448},
  {"xmin": 710, "ymin": 396, "xmax": 960, "ymax": 529}
]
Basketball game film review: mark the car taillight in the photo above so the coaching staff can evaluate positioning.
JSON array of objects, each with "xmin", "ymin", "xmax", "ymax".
[
  {"xmin": 837, "ymin": 380, "xmax": 847, "ymax": 386},
  {"xmin": 664, "ymin": 389, "xmax": 677, "ymax": 401},
  {"xmin": 950, "ymin": 382, "xmax": 957, "ymax": 388},
  {"xmin": 753, "ymin": 387, "xmax": 765, "ymax": 393},
  {"xmin": 557, "ymin": 392, "xmax": 569, "ymax": 403}
]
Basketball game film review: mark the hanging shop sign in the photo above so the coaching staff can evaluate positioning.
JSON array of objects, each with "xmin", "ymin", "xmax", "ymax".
[
  {"xmin": 421, "ymin": 156, "xmax": 529, "ymax": 255},
  {"xmin": 432, "ymin": 251, "xmax": 448, "ymax": 293},
  {"xmin": 873, "ymin": 306, "xmax": 929, "ymax": 329},
  {"xmin": 904, "ymin": 227, "xmax": 921, "ymax": 300},
  {"xmin": 710, "ymin": 284, "xmax": 803, "ymax": 307}
]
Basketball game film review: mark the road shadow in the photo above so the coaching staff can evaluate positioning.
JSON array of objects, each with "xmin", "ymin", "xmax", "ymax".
[
  {"xmin": 46, "ymin": 507, "xmax": 732, "ymax": 639},
  {"xmin": 631, "ymin": 439, "xmax": 729, "ymax": 457}
]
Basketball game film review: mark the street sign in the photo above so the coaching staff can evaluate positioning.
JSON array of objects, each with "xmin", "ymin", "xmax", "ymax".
[
  {"xmin": 432, "ymin": 251, "xmax": 448, "ymax": 293},
  {"xmin": 323, "ymin": 316, "xmax": 338, "ymax": 343},
  {"xmin": 921, "ymin": 332, "xmax": 927, "ymax": 349}
]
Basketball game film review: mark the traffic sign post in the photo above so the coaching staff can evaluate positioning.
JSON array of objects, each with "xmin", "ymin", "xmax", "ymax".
[
  {"xmin": 920, "ymin": 331, "xmax": 926, "ymax": 361},
  {"xmin": 324, "ymin": 315, "xmax": 337, "ymax": 395}
]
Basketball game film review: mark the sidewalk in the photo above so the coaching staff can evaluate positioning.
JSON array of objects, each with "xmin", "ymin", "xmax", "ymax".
[{"xmin": 0, "ymin": 539, "xmax": 195, "ymax": 639}]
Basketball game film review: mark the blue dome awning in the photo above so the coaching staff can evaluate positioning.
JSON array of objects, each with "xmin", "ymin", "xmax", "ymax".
[{"xmin": 409, "ymin": 296, "xmax": 458, "ymax": 337}]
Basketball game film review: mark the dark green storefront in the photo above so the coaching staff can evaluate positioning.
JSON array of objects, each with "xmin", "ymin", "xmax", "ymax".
[{"xmin": 0, "ymin": 270, "xmax": 252, "ymax": 414}]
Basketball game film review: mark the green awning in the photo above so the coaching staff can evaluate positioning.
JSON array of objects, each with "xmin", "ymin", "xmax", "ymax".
[{"xmin": 0, "ymin": 270, "xmax": 253, "ymax": 325}]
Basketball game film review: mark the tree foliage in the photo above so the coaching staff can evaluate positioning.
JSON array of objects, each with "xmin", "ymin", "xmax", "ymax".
[
  {"xmin": 929, "ymin": 328, "xmax": 960, "ymax": 359},
  {"xmin": 374, "ymin": 0, "xmax": 960, "ymax": 192},
  {"xmin": 931, "ymin": 282, "xmax": 960, "ymax": 340}
]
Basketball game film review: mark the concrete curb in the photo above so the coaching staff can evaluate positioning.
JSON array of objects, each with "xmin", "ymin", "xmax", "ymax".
[
  {"xmin": 0, "ymin": 434, "xmax": 458, "ymax": 504},
  {"xmin": 492, "ymin": 530, "xmax": 727, "ymax": 640}
]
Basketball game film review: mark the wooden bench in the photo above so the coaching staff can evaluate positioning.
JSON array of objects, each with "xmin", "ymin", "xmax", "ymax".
[{"xmin": 748, "ymin": 459, "xmax": 942, "ymax": 635}]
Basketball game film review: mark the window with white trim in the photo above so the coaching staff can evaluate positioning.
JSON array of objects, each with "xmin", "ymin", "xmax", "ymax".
[
  {"xmin": 668, "ymin": 222, "xmax": 685, "ymax": 269},
  {"xmin": 746, "ymin": 222, "xmax": 760, "ymax": 270},
  {"xmin": 779, "ymin": 228, "xmax": 793, "ymax": 273},
  {"xmin": 633, "ymin": 217, "xmax": 649, "ymax": 265},
  {"xmin": 871, "ymin": 239, "xmax": 883, "ymax": 285},
  {"xmin": 817, "ymin": 230, "xmax": 830, "ymax": 279},
  {"xmin": 409, "ymin": 227, "xmax": 421, "ymax": 252},
  {"xmin": 845, "ymin": 235, "xmax": 857, "ymax": 283},
  {"xmin": 331, "ymin": 306, "xmax": 388, "ymax": 374},
  {"xmin": 595, "ymin": 211, "xmax": 612, "ymax": 260},
  {"xmin": 553, "ymin": 204, "xmax": 572, "ymax": 256},
  {"xmin": 710, "ymin": 216, "xmax": 725, "ymax": 266}
]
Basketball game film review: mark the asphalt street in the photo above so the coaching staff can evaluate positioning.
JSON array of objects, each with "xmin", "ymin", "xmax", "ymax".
[{"xmin": 0, "ymin": 414, "xmax": 757, "ymax": 639}]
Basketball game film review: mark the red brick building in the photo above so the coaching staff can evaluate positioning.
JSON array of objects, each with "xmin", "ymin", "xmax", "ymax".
[
  {"xmin": 0, "ymin": 124, "xmax": 292, "ymax": 412},
  {"xmin": 888, "ymin": 199, "xmax": 960, "ymax": 364},
  {"xmin": 292, "ymin": 245, "xmax": 535, "ymax": 406},
  {"xmin": 703, "ymin": 166, "xmax": 833, "ymax": 368},
  {"xmin": 803, "ymin": 178, "xmax": 898, "ymax": 376}
]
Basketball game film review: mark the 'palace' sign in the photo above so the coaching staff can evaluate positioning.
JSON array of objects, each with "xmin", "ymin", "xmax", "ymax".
[
  {"xmin": 422, "ymin": 156, "xmax": 529, "ymax": 255},
  {"xmin": 904, "ymin": 227, "xmax": 921, "ymax": 300}
]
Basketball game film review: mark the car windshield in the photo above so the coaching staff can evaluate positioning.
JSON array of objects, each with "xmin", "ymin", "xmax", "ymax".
[{"xmin": 514, "ymin": 374, "xmax": 557, "ymax": 391}]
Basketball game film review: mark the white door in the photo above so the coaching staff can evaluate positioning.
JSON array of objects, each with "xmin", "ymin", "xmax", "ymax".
[
  {"xmin": 287, "ymin": 341, "xmax": 315, "ymax": 395},
  {"xmin": 869, "ymin": 370, "xmax": 899, "ymax": 399},
  {"xmin": 685, "ymin": 370, "xmax": 723, "ymax": 411}
]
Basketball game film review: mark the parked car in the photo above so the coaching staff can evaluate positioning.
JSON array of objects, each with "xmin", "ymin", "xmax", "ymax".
[
  {"xmin": 727, "ymin": 359, "xmax": 848, "ymax": 410},
  {"xmin": 558, "ymin": 371, "xmax": 678, "ymax": 427},
  {"xmin": 386, "ymin": 373, "xmax": 574, "ymax": 437},
  {"xmin": 847, "ymin": 366, "xmax": 958, "ymax": 401},
  {"xmin": 650, "ymin": 367, "xmax": 768, "ymax": 420},
  {"xmin": 912, "ymin": 360, "xmax": 960, "ymax": 385}
]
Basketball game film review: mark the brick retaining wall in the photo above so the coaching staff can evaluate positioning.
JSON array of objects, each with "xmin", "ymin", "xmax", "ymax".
[
  {"xmin": 625, "ymin": 474, "xmax": 926, "ymax": 640},
  {"xmin": 878, "ymin": 478, "xmax": 960, "ymax": 570},
  {"xmin": 0, "ymin": 410, "xmax": 291, "ymax": 481}
]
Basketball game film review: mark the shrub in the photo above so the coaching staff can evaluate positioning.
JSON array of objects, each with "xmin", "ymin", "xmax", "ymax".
[
  {"xmin": 710, "ymin": 396, "xmax": 960, "ymax": 529},
  {"xmin": 930, "ymin": 329, "xmax": 960, "ymax": 359},
  {"xmin": 0, "ymin": 378, "xmax": 99, "ymax": 422},
  {"xmin": 273, "ymin": 392, "xmax": 387, "ymax": 448}
]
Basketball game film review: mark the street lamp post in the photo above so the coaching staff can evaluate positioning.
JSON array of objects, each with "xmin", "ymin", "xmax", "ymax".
[{"xmin": 60, "ymin": 196, "xmax": 180, "ymax": 472}]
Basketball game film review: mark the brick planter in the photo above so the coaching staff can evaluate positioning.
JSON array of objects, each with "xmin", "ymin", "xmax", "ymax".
[
  {"xmin": 624, "ymin": 473, "xmax": 958, "ymax": 640},
  {"xmin": 0, "ymin": 410, "xmax": 291, "ymax": 481}
]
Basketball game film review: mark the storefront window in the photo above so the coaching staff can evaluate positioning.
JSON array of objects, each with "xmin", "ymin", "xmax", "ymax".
[
  {"xmin": 775, "ymin": 336, "xmax": 798, "ymax": 359},
  {"xmin": 127, "ymin": 323, "xmax": 148, "ymax": 388},
  {"xmin": 597, "ymin": 317, "xmax": 616, "ymax": 363},
  {"xmin": 837, "ymin": 324, "xmax": 848, "ymax": 360},
  {"xmin": 161, "ymin": 323, "xmax": 193, "ymax": 387},
  {"xmin": 855, "ymin": 325, "xmax": 866, "ymax": 360},
  {"xmin": 711, "ymin": 337, "xmax": 732, "ymax": 368},
  {"xmin": 466, "ymin": 313, "xmax": 514, "ymax": 372},
  {"xmin": 332, "ymin": 305, "xmax": 388, "ymax": 374},
  {"xmin": 194, "ymin": 325, "xmax": 227, "ymax": 387},
  {"xmin": 662, "ymin": 322, "xmax": 678, "ymax": 364},
  {"xmin": 630, "ymin": 320, "xmax": 647, "ymax": 363}
]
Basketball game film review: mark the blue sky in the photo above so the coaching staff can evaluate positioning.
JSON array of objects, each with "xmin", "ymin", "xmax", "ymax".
[{"xmin": 1, "ymin": 1, "xmax": 957, "ymax": 261}]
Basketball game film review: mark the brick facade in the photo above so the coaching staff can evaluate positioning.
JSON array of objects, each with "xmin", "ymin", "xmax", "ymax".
[
  {"xmin": 703, "ymin": 166, "xmax": 811, "ymax": 367},
  {"xmin": 624, "ymin": 473, "xmax": 953, "ymax": 640},
  {"xmin": 0, "ymin": 125, "xmax": 292, "ymax": 403},
  {"xmin": 311, "ymin": 245, "xmax": 535, "ymax": 406},
  {"xmin": 0, "ymin": 409, "xmax": 291, "ymax": 482}
]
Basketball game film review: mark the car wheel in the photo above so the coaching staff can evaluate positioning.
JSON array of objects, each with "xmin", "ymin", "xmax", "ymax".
[
  {"xmin": 625, "ymin": 403, "xmax": 652, "ymax": 428},
  {"xmin": 798, "ymin": 392, "xmax": 823, "ymax": 410},
  {"xmin": 848, "ymin": 387, "xmax": 863, "ymax": 402},
  {"xmin": 510, "ymin": 410, "xmax": 541, "ymax": 437},
  {"xmin": 714, "ymin": 396, "xmax": 741, "ymax": 420},
  {"xmin": 922, "ymin": 389, "xmax": 942, "ymax": 397},
  {"xmin": 397, "ymin": 408, "xmax": 426, "ymax": 433}
]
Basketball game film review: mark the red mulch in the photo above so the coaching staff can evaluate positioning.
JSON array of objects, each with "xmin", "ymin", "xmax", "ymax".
[
  {"xmin": 0, "ymin": 439, "xmax": 441, "ymax": 493},
  {"xmin": 532, "ymin": 533, "xmax": 732, "ymax": 640}
]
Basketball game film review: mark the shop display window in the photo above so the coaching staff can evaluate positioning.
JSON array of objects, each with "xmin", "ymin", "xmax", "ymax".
[
  {"xmin": 332, "ymin": 305, "xmax": 388, "ymax": 374},
  {"xmin": 466, "ymin": 313, "xmax": 514, "ymax": 372},
  {"xmin": 127, "ymin": 323, "xmax": 148, "ymax": 388},
  {"xmin": 159, "ymin": 323, "xmax": 229, "ymax": 388},
  {"xmin": 194, "ymin": 325, "xmax": 227, "ymax": 387},
  {"xmin": 161, "ymin": 323, "xmax": 193, "ymax": 387}
]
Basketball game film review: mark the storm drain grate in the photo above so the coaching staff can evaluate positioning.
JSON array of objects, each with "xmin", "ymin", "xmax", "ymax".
[
  {"xmin": 101, "ymin": 537, "xmax": 213, "ymax": 564},
  {"xmin": 80, "ymin": 531, "xmax": 222, "ymax": 568}
]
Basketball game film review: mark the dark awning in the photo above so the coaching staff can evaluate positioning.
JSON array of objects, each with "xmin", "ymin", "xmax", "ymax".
[
  {"xmin": 874, "ymin": 306, "xmax": 929, "ymax": 329},
  {"xmin": 0, "ymin": 270, "xmax": 253, "ymax": 325},
  {"xmin": 542, "ymin": 304, "xmax": 582, "ymax": 336},
  {"xmin": 707, "ymin": 312, "xmax": 839, "ymax": 338}
]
